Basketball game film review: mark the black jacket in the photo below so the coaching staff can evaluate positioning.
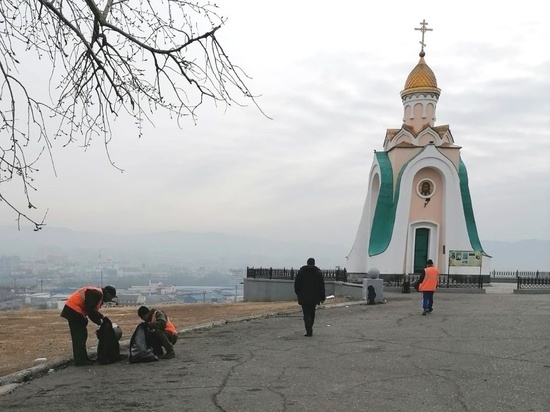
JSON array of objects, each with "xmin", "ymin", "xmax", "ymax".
[{"xmin": 294, "ymin": 264, "xmax": 326, "ymax": 305}]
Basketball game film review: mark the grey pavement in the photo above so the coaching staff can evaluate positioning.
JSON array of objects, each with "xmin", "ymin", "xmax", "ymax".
[
  {"xmin": 485, "ymin": 281, "xmax": 516, "ymax": 294},
  {"xmin": 1, "ymin": 288, "xmax": 549, "ymax": 411}
]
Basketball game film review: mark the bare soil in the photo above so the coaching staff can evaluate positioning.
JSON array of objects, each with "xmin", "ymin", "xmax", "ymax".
[{"xmin": 0, "ymin": 298, "xmax": 350, "ymax": 377}]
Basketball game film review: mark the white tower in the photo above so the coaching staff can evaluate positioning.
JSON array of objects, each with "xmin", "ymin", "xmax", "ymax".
[{"xmin": 347, "ymin": 21, "xmax": 489, "ymax": 276}]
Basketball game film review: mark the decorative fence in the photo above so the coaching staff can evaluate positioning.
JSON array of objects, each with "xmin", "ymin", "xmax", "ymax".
[
  {"xmin": 247, "ymin": 267, "xmax": 550, "ymax": 290},
  {"xmin": 246, "ymin": 268, "xmax": 482, "ymax": 288},
  {"xmin": 246, "ymin": 267, "xmax": 348, "ymax": 282},
  {"xmin": 491, "ymin": 270, "xmax": 550, "ymax": 278},
  {"xmin": 491, "ymin": 271, "xmax": 550, "ymax": 289},
  {"xmin": 382, "ymin": 274, "xmax": 484, "ymax": 289},
  {"xmin": 517, "ymin": 276, "xmax": 550, "ymax": 290}
]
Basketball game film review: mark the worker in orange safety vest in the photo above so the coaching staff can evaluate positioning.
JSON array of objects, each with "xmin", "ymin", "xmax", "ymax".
[
  {"xmin": 137, "ymin": 306, "xmax": 179, "ymax": 359},
  {"xmin": 418, "ymin": 260, "xmax": 440, "ymax": 316},
  {"xmin": 61, "ymin": 285, "xmax": 117, "ymax": 366}
]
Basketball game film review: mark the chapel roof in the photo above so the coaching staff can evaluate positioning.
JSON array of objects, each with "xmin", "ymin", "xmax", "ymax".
[{"xmin": 400, "ymin": 51, "xmax": 441, "ymax": 98}]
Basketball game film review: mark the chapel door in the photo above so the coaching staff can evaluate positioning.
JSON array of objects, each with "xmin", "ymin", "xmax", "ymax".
[{"xmin": 413, "ymin": 228, "xmax": 430, "ymax": 273}]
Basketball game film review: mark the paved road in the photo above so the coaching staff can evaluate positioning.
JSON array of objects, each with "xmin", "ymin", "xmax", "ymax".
[
  {"xmin": 485, "ymin": 282, "xmax": 516, "ymax": 294},
  {"xmin": 1, "ymin": 291, "xmax": 549, "ymax": 411}
]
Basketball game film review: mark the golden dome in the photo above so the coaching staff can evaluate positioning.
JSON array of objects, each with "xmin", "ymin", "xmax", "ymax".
[{"xmin": 400, "ymin": 52, "xmax": 440, "ymax": 98}]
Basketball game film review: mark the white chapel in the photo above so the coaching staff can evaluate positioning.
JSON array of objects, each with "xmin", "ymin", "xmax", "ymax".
[{"xmin": 346, "ymin": 21, "xmax": 490, "ymax": 276}]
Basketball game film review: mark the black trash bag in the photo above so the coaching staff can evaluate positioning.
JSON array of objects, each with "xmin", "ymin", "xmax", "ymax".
[
  {"xmin": 366, "ymin": 285, "xmax": 376, "ymax": 305},
  {"xmin": 96, "ymin": 317, "xmax": 121, "ymax": 365},
  {"xmin": 129, "ymin": 323, "xmax": 159, "ymax": 363}
]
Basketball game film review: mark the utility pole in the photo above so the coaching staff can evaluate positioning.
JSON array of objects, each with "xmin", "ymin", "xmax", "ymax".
[
  {"xmin": 98, "ymin": 250, "xmax": 103, "ymax": 287},
  {"xmin": 232, "ymin": 270, "xmax": 241, "ymax": 302}
]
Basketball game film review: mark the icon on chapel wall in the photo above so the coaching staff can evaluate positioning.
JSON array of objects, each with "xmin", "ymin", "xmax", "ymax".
[{"xmin": 417, "ymin": 179, "xmax": 435, "ymax": 199}]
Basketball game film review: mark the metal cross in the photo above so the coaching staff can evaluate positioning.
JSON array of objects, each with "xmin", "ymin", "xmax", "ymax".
[{"xmin": 414, "ymin": 19, "xmax": 433, "ymax": 53}]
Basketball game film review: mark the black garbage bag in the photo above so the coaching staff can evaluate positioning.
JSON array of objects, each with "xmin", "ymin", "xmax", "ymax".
[
  {"xmin": 129, "ymin": 323, "xmax": 159, "ymax": 363},
  {"xmin": 366, "ymin": 285, "xmax": 376, "ymax": 305},
  {"xmin": 96, "ymin": 317, "xmax": 121, "ymax": 365}
]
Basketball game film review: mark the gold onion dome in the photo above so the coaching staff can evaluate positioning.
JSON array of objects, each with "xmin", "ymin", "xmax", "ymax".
[{"xmin": 400, "ymin": 51, "xmax": 441, "ymax": 98}]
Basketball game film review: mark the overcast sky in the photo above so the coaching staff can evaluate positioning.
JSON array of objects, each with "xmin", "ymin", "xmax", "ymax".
[{"xmin": 2, "ymin": 0, "xmax": 549, "ymax": 250}]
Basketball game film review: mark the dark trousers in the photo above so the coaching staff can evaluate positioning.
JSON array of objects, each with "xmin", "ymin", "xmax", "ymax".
[
  {"xmin": 147, "ymin": 330, "xmax": 178, "ymax": 355},
  {"xmin": 301, "ymin": 303, "xmax": 317, "ymax": 334},
  {"xmin": 422, "ymin": 291, "xmax": 435, "ymax": 310},
  {"xmin": 67, "ymin": 315, "xmax": 89, "ymax": 364}
]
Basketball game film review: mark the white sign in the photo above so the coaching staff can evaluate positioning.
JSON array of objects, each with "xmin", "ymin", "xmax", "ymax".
[{"xmin": 449, "ymin": 250, "xmax": 482, "ymax": 267}]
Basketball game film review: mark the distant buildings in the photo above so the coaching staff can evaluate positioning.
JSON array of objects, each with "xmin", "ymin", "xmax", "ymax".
[{"xmin": 0, "ymin": 249, "xmax": 244, "ymax": 310}]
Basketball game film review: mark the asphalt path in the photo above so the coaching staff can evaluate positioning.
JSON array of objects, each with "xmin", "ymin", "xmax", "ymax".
[{"xmin": 1, "ymin": 290, "xmax": 549, "ymax": 411}]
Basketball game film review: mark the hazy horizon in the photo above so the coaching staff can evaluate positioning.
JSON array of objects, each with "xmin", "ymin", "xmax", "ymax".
[
  {"xmin": 1, "ymin": 225, "xmax": 548, "ymax": 271},
  {"xmin": 1, "ymin": 2, "xmax": 548, "ymax": 260}
]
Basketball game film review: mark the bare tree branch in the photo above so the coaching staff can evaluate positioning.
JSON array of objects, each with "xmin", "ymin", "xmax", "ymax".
[{"xmin": 0, "ymin": 0, "xmax": 264, "ymax": 230}]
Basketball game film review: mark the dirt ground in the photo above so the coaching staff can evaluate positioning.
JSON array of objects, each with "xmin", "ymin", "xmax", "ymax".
[{"xmin": 0, "ymin": 298, "xmax": 350, "ymax": 377}]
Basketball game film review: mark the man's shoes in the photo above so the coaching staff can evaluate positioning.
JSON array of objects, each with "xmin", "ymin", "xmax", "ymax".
[
  {"xmin": 422, "ymin": 310, "xmax": 428, "ymax": 316},
  {"xmin": 428, "ymin": 308, "xmax": 433, "ymax": 313},
  {"xmin": 304, "ymin": 332, "xmax": 313, "ymax": 337},
  {"xmin": 75, "ymin": 360, "xmax": 95, "ymax": 366},
  {"xmin": 161, "ymin": 351, "xmax": 175, "ymax": 359}
]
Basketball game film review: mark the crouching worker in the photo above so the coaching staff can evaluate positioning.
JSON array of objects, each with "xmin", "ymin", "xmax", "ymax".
[
  {"xmin": 137, "ymin": 306, "xmax": 178, "ymax": 359},
  {"xmin": 61, "ymin": 285, "xmax": 117, "ymax": 366}
]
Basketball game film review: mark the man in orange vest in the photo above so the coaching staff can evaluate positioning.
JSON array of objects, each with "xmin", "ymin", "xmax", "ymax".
[
  {"xmin": 137, "ymin": 306, "xmax": 179, "ymax": 359},
  {"xmin": 418, "ymin": 259, "xmax": 440, "ymax": 316},
  {"xmin": 61, "ymin": 285, "xmax": 117, "ymax": 366}
]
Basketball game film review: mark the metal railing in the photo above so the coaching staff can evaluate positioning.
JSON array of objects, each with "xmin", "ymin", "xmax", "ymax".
[
  {"xmin": 517, "ymin": 276, "xmax": 550, "ymax": 289},
  {"xmin": 247, "ymin": 267, "xmax": 550, "ymax": 290},
  {"xmin": 491, "ymin": 270, "xmax": 550, "ymax": 278},
  {"xmin": 388, "ymin": 274, "xmax": 484, "ymax": 289},
  {"xmin": 246, "ymin": 267, "xmax": 347, "ymax": 282}
]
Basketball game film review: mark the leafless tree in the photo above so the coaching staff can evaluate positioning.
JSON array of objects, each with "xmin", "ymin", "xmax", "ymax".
[{"xmin": 0, "ymin": 0, "xmax": 261, "ymax": 230}]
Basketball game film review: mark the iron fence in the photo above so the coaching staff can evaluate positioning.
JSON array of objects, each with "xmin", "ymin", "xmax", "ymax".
[
  {"xmin": 247, "ymin": 267, "xmax": 550, "ymax": 290},
  {"xmin": 517, "ymin": 276, "xmax": 550, "ymax": 289},
  {"xmin": 491, "ymin": 270, "xmax": 550, "ymax": 278},
  {"xmin": 246, "ymin": 267, "xmax": 347, "ymax": 282},
  {"xmin": 388, "ymin": 274, "xmax": 484, "ymax": 289}
]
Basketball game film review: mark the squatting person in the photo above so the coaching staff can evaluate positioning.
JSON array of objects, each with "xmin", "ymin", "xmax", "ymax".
[{"xmin": 137, "ymin": 306, "xmax": 179, "ymax": 359}]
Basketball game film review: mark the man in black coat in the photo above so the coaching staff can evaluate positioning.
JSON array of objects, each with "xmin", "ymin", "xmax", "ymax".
[{"xmin": 294, "ymin": 257, "xmax": 326, "ymax": 337}]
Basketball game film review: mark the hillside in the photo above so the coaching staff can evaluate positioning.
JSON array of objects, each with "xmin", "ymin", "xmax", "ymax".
[
  {"xmin": 481, "ymin": 239, "xmax": 550, "ymax": 271},
  {"xmin": 0, "ymin": 226, "xmax": 349, "ymax": 268},
  {"xmin": 0, "ymin": 226, "xmax": 548, "ymax": 270},
  {"xmin": 0, "ymin": 300, "xmax": 310, "ymax": 377}
]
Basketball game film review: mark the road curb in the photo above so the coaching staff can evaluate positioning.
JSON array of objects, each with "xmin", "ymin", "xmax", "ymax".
[{"xmin": 0, "ymin": 301, "xmax": 361, "ymax": 390}]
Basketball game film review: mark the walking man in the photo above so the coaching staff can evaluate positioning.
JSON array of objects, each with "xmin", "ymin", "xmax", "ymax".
[
  {"xmin": 294, "ymin": 257, "xmax": 326, "ymax": 337},
  {"xmin": 418, "ymin": 259, "xmax": 440, "ymax": 315},
  {"xmin": 61, "ymin": 285, "xmax": 117, "ymax": 366}
]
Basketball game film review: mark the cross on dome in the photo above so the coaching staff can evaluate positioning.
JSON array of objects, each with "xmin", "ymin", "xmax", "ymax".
[{"xmin": 414, "ymin": 19, "xmax": 432, "ymax": 56}]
